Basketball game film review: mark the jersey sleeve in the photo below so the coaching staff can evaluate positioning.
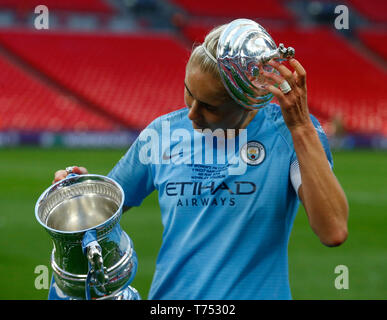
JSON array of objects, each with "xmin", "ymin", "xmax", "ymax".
[
  {"xmin": 108, "ymin": 128, "xmax": 156, "ymax": 207},
  {"xmin": 290, "ymin": 115, "xmax": 333, "ymax": 196}
]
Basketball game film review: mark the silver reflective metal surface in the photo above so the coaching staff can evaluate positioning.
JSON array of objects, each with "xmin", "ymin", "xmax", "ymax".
[
  {"xmin": 37, "ymin": 176, "xmax": 122, "ymax": 233},
  {"xmin": 217, "ymin": 18, "xmax": 295, "ymax": 110},
  {"xmin": 46, "ymin": 193, "xmax": 118, "ymax": 232},
  {"xmin": 35, "ymin": 174, "xmax": 139, "ymax": 300}
]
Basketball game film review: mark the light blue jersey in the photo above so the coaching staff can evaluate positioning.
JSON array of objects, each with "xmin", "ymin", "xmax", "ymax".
[{"xmin": 108, "ymin": 103, "xmax": 333, "ymax": 300}]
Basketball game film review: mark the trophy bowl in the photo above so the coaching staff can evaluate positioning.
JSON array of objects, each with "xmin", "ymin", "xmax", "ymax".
[
  {"xmin": 36, "ymin": 175, "xmax": 123, "ymax": 233},
  {"xmin": 217, "ymin": 18, "xmax": 295, "ymax": 110},
  {"xmin": 35, "ymin": 174, "xmax": 140, "ymax": 300}
]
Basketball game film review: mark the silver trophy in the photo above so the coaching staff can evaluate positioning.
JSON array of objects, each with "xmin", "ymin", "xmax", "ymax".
[
  {"xmin": 35, "ymin": 174, "xmax": 140, "ymax": 300},
  {"xmin": 217, "ymin": 18, "xmax": 295, "ymax": 110}
]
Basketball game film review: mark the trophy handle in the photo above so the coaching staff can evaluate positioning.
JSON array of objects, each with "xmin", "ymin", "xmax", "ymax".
[
  {"xmin": 258, "ymin": 43, "xmax": 295, "ymax": 65},
  {"xmin": 82, "ymin": 229, "xmax": 109, "ymax": 299}
]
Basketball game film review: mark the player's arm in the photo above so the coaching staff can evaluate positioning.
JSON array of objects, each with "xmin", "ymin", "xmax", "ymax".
[
  {"xmin": 263, "ymin": 58, "xmax": 349, "ymax": 247},
  {"xmin": 291, "ymin": 124, "xmax": 348, "ymax": 247}
]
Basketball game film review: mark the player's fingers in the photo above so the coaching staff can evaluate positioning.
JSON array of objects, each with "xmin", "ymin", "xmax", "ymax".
[
  {"xmin": 52, "ymin": 166, "xmax": 88, "ymax": 184},
  {"xmin": 267, "ymin": 59, "xmax": 296, "ymax": 88},
  {"xmin": 80, "ymin": 166, "xmax": 89, "ymax": 174},
  {"xmin": 260, "ymin": 69, "xmax": 285, "ymax": 86},
  {"xmin": 72, "ymin": 166, "xmax": 88, "ymax": 174},
  {"xmin": 288, "ymin": 58, "xmax": 306, "ymax": 87},
  {"xmin": 53, "ymin": 170, "xmax": 68, "ymax": 184},
  {"xmin": 264, "ymin": 84, "xmax": 287, "ymax": 106}
]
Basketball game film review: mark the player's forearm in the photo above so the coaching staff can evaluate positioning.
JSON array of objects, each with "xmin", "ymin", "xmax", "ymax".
[{"xmin": 291, "ymin": 123, "xmax": 349, "ymax": 247}]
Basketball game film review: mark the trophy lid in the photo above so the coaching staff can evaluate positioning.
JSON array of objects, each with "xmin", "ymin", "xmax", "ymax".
[{"xmin": 217, "ymin": 18, "xmax": 295, "ymax": 110}]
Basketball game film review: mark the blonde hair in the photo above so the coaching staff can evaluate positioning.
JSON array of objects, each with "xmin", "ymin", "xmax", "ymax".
[{"xmin": 186, "ymin": 24, "xmax": 231, "ymax": 101}]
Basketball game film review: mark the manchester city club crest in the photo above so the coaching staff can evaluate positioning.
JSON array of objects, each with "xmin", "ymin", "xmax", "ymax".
[{"xmin": 240, "ymin": 141, "xmax": 266, "ymax": 165}]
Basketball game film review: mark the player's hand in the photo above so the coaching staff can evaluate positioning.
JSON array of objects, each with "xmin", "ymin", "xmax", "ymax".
[
  {"xmin": 52, "ymin": 166, "xmax": 88, "ymax": 184},
  {"xmin": 261, "ymin": 58, "xmax": 313, "ymax": 131}
]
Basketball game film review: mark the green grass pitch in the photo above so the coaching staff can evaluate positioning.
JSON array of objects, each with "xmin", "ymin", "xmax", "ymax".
[{"xmin": 0, "ymin": 147, "xmax": 386, "ymax": 299}]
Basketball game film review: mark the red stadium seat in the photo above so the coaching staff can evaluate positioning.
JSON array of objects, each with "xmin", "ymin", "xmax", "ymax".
[
  {"xmin": 304, "ymin": 0, "xmax": 387, "ymax": 23},
  {"xmin": 0, "ymin": 26, "xmax": 385, "ymax": 136},
  {"xmin": 183, "ymin": 24, "xmax": 387, "ymax": 135},
  {"xmin": 357, "ymin": 29, "xmax": 387, "ymax": 61},
  {"xmin": 182, "ymin": 22, "xmax": 217, "ymax": 44},
  {"xmin": 0, "ymin": 0, "xmax": 114, "ymax": 14},
  {"xmin": 0, "ymin": 30, "xmax": 189, "ymax": 130},
  {"xmin": 0, "ymin": 52, "xmax": 116, "ymax": 131},
  {"xmin": 346, "ymin": 0, "xmax": 387, "ymax": 23},
  {"xmin": 269, "ymin": 27, "xmax": 386, "ymax": 135},
  {"xmin": 170, "ymin": 0, "xmax": 294, "ymax": 21}
]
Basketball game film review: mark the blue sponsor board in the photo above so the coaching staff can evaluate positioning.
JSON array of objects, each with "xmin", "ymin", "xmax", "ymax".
[
  {"xmin": 0, "ymin": 131, "xmax": 138, "ymax": 148},
  {"xmin": 0, "ymin": 131, "xmax": 386, "ymax": 149}
]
